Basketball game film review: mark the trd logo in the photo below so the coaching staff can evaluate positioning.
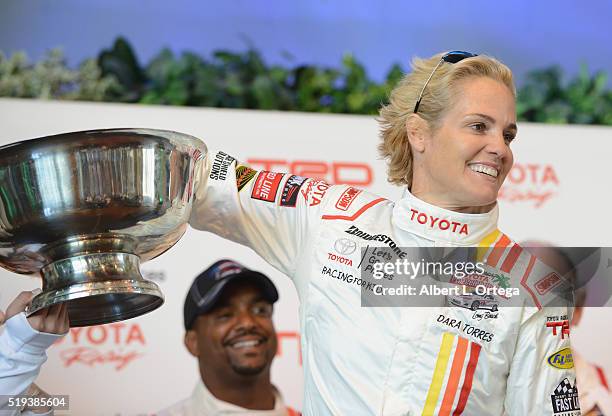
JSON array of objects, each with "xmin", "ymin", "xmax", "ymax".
[{"xmin": 246, "ymin": 159, "xmax": 373, "ymax": 186}]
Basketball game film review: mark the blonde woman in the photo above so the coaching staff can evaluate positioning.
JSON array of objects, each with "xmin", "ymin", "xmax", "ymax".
[{"xmin": 189, "ymin": 52, "xmax": 579, "ymax": 415}]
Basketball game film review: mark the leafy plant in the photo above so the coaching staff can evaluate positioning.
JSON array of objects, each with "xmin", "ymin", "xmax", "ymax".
[
  {"xmin": 1, "ymin": 37, "xmax": 610, "ymax": 125},
  {"xmin": 517, "ymin": 64, "xmax": 611, "ymax": 125},
  {"xmin": 98, "ymin": 37, "xmax": 147, "ymax": 102},
  {"xmin": 0, "ymin": 49, "xmax": 116, "ymax": 100}
]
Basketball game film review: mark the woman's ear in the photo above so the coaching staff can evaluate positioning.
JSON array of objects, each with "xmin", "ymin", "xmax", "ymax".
[
  {"xmin": 405, "ymin": 114, "xmax": 429, "ymax": 154},
  {"xmin": 184, "ymin": 330, "xmax": 200, "ymax": 357}
]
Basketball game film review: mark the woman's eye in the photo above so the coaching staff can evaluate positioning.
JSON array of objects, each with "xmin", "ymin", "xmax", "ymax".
[
  {"xmin": 470, "ymin": 123, "xmax": 486, "ymax": 132},
  {"xmin": 504, "ymin": 133, "xmax": 516, "ymax": 144}
]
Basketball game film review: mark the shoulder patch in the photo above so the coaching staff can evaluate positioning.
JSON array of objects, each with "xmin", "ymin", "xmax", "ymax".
[
  {"xmin": 300, "ymin": 179, "xmax": 331, "ymax": 207},
  {"xmin": 251, "ymin": 171, "xmax": 284, "ymax": 202},
  {"xmin": 209, "ymin": 151, "xmax": 236, "ymax": 181},
  {"xmin": 235, "ymin": 165, "xmax": 257, "ymax": 192},
  {"xmin": 334, "ymin": 187, "xmax": 362, "ymax": 211},
  {"xmin": 279, "ymin": 175, "xmax": 308, "ymax": 207}
]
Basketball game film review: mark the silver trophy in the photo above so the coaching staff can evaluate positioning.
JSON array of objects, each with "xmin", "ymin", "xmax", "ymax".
[{"xmin": 0, "ymin": 128, "xmax": 206, "ymax": 327}]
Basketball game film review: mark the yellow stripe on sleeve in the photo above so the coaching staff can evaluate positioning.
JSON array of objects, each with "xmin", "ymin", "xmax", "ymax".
[
  {"xmin": 422, "ymin": 332, "xmax": 455, "ymax": 416},
  {"xmin": 476, "ymin": 229, "xmax": 501, "ymax": 262}
]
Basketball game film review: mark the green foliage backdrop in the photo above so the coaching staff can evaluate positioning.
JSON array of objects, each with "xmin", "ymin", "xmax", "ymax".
[{"xmin": 1, "ymin": 37, "xmax": 610, "ymax": 125}]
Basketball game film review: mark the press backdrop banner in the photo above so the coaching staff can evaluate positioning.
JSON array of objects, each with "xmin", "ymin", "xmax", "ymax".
[{"xmin": 0, "ymin": 98, "xmax": 610, "ymax": 415}]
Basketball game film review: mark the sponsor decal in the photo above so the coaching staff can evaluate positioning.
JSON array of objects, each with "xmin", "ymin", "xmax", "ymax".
[
  {"xmin": 409, "ymin": 208, "xmax": 469, "ymax": 235},
  {"xmin": 327, "ymin": 252, "xmax": 353, "ymax": 266},
  {"xmin": 301, "ymin": 179, "xmax": 330, "ymax": 206},
  {"xmin": 436, "ymin": 314, "xmax": 494, "ymax": 343},
  {"xmin": 449, "ymin": 271, "xmax": 511, "ymax": 291},
  {"xmin": 546, "ymin": 319, "xmax": 570, "ymax": 340},
  {"xmin": 551, "ymin": 378, "xmax": 580, "ymax": 415},
  {"xmin": 535, "ymin": 272, "xmax": 563, "ymax": 295},
  {"xmin": 499, "ymin": 163, "xmax": 559, "ymax": 209},
  {"xmin": 280, "ymin": 175, "xmax": 307, "ymax": 207},
  {"xmin": 235, "ymin": 165, "xmax": 257, "ymax": 192},
  {"xmin": 548, "ymin": 348, "xmax": 574, "ymax": 370},
  {"xmin": 54, "ymin": 323, "xmax": 146, "ymax": 371},
  {"xmin": 334, "ymin": 238, "xmax": 357, "ymax": 255},
  {"xmin": 209, "ymin": 151, "xmax": 236, "ymax": 181},
  {"xmin": 335, "ymin": 187, "xmax": 362, "ymax": 211},
  {"xmin": 345, "ymin": 225, "xmax": 407, "ymax": 259},
  {"xmin": 320, "ymin": 265, "xmax": 377, "ymax": 292},
  {"xmin": 471, "ymin": 310, "xmax": 499, "ymax": 321},
  {"xmin": 447, "ymin": 291, "xmax": 499, "ymax": 313},
  {"xmin": 361, "ymin": 247, "xmax": 394, "ymax": 279},
  {"xmin": 251, "ymin": 171, "xmax": 284, "ymax": 202},
  {"xmin": 246, "ymin": 159, "xmax": 373, "ymax": 186}
]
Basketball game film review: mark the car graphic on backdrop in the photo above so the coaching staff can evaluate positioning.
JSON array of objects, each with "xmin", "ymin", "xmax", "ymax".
[{"xmin": 448, "ymin": 292, "xmax": 499, "ymax": 311}]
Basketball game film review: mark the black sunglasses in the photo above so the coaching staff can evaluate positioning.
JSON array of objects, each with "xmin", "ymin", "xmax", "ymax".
[{"xmin": 413, "ymin": 51, "xmax": 478, "ymax": 113}]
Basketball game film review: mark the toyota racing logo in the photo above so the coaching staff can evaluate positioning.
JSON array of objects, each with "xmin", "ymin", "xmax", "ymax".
[{"xmin": 335, "ymin": 238, "xmax": 357, "ymax": 255}]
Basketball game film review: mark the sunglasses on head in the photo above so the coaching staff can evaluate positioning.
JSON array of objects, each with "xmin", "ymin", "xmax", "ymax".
[{"xmin": 413, "ymin": 51, "xmax": 478, "ymax": 113}]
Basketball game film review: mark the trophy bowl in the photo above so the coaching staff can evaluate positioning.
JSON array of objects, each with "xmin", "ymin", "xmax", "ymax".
[{"xmin": 0, "ymin": 128, "xmax": 206, "ymax": 327}]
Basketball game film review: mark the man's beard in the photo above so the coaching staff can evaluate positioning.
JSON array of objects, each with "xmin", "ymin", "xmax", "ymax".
[{"xmin": 230, "ymin": 361, "xmax": 267, "ymax": 376}]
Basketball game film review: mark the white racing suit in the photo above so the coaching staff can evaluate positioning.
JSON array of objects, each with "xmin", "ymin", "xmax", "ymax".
[{"xmin": 189, "ymin": 149, "xmax": 580, "ymax": 416}]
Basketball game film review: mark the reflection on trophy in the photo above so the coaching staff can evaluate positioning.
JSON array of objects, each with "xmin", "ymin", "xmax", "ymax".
[{"xmin": 0, "ymin": 128, "xmax": 206, "ymax": 327}]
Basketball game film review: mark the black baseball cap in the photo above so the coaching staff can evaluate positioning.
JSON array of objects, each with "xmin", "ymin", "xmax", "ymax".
[{"xmin": 183, "ymin": 259, "xmax": 279, "ymax": 330}]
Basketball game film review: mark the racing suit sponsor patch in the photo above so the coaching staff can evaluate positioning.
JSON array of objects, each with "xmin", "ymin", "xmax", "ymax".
[
  {"xmin": 546, "ymin": 315, "xmax": 570, "ymax": 339},
  {"xmin": 547, "ymin": 348, "xmax": 574, "ymax": 370},
  {"xmin": 344, "ymin": 225, "xmax": 407, "ymax": 259},
  {"xmin": 235, "ymin": 165, "xmax": 257, "ymax": 192},
  {"xmin": 334, "ymin": 238, "xmax": 357, "ymax": 256},
  {"xmin": 209, "ymin": 151, "xmax": 236, "ymax": 181},
  {"xmin": 320, "ymin": 266, "xmax": 376, "ymax": 292},
  {"xmin": 280, "ymin": 175, "xmax": 307, "ymax": 207},
  {"xmin": 550, "ymin": 378, "xmax": 580, "ymax": 415},
  {"xmin": 251, "ymin": 171, "xmax": 284, "ymax": 202},
  {"xmin": 436, "ymin": 314, "xmax": 494, "ymax": 343},
  {"xmin": 409, "ymin": 208, "xmax": 469, "ymax": 235},
  {"xmin": 535, "ymin": 272, "xmax": 563, "ymax": 295},
  {"xmin": 301, "ymin": 179, "xmax": 330, "ymax": 206},
  {"xmin": 335, "ymin": 187, "xmax": 362, "ymax": 211},
  {"xmin": 327, "ymin": 252, "xmax": 353, "ymax": 266}
]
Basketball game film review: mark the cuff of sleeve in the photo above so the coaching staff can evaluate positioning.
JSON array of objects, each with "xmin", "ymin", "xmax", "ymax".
[{"xmin": 3, "ymin": 312, "xmax": 64, "ymax": 355}]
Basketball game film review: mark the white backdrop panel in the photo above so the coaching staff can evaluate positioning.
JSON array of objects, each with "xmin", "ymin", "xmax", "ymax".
[{"xmin": 0, "ymin": 98, "xmax": 610, "ymax": 415}]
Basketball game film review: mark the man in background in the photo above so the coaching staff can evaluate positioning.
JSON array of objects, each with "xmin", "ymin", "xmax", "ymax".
[
  {"xmin": 158, "ymin": 259, "xmax": 299, "ymax": 416},
  {"xmin": 525, "ymin": 243, "xmax": 612, "ymax": 416}
]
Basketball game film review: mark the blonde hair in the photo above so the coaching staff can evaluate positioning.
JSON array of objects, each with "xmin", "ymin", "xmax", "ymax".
[{"xmin": 378, "ymin": 52, "xmax": 516, "ymax": 187}]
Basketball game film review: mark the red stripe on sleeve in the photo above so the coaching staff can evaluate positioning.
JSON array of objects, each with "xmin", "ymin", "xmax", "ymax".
[
  {"xmin": 321, "ymin": 198, "xmax": 385, "ymax": 221},
  {"xmin": 500, "ymin": 244, "xmax": 523, "ymax": 273},
  {"xmin": 520, "ymin": 255, "xmax": 541, "ymax": 309},
  {"xmin": 486, "ymin": 234, "xmax": 511, "ymax": 268},
  {"xmin": 452, "ymin": 342, "xmax": 482, "ymax": 416}
]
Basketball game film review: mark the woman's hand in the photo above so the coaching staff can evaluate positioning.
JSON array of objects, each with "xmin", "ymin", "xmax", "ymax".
[{"xmin": 2, "ymin": 290, "xmax": 69, "ymax": 335}]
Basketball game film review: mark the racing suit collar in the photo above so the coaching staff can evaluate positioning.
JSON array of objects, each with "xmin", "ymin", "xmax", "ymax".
[{"xmin": 392, "ymin": 188, "xmax": 499, "ymax": 245}]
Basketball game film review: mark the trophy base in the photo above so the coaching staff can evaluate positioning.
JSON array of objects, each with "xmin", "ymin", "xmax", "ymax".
[{"xmin": 28, "ymin": 252, "xmax": 164, "ymax": 327}]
